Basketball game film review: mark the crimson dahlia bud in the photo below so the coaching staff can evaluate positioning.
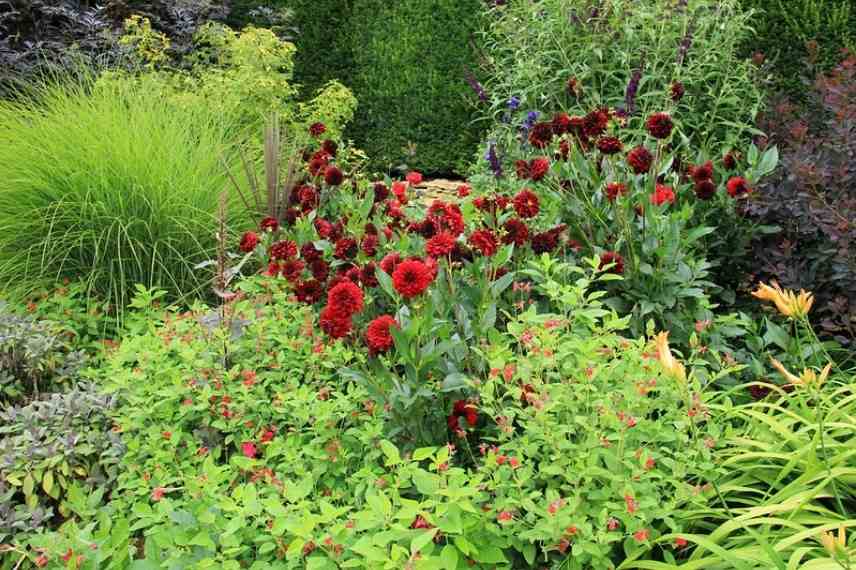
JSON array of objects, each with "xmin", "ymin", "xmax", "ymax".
[
  {"xmin": 670, "ymin": 81, "xmax": 685, "ymax": 102},
  {"xmin": 324, "ymin": 165, "xmax": 343, "ymax": 186},
  {"xmin": 646, "ymin": 112, "xmax": 674, "ymax": 139},
  {"xmin": 308, "ymin": 122, "xmax": 326, "ymax": 137},
  {"xmin": 239, "ymin": 231, "xmax": 260, "ymax": 253},
  {"xmin": 626, "ymin": 146, "xmax": 653, "ymax": 174},
  {"xmin": 597, "ymin": 136, "xmax": 623, "ymax": 155}
]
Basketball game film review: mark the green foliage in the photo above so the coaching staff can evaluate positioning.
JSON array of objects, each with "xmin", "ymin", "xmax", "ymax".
[
  {"xmin": 739, "ymin": 0, "xmax": 856, "ymax": 97},
  {"xmin": 0, "ymin": 74, "xmax": 242, "ymax": 316},
  {"xmin": 0, "ymin": 384, "xmax": 123, "ymax": 544},
  {"xmin": 479, "ymin": 0, "xmax": 763, "ymax": 155},
  {"xmin": 348, "ymin": 0, "xmax": 485, "ymax": 176}
]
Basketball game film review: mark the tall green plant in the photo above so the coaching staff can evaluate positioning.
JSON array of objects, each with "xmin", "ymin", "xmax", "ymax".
[{"xmin": 0, "ymin": 74, "xmax": 244, "ymax": 316}]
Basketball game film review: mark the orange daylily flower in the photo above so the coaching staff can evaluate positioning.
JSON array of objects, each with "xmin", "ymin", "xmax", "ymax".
[
  {"xmin": 655, "ymin": 331, "xmax": 686, "ymax": 384},
  {"xmin": 770, "ymin": 357, "xmax": 832, "ymax": 389},
  {"xmin": 751, "ymin": 281, "xmax": 814, "ymax": 319}
]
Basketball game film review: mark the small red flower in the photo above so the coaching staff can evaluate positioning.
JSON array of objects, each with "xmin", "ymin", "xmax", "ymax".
[
  {"xmin": 151, "ymin": 487, "xmax": 166, "ymax": 501},
  {"xmin": 633, "ymin": 529, "xmax": 649, "ymax": 543},
  {"xmin": 694, "ymin": 180, "xmax": 717, "ymax": 200},
  {"xmin": 530, "ymin": 226, "xmax": 563, "ymax": 254},
  {"xmin": 529, "ymin": 157, "xmax": 550, "ymax": 181},
  {"xmin": 468, "ymin": 229, "xmax": 499, "ymax": 256},
  {"xmin": 515, "ymin": 159, "xmax": 530, "ymax": 180},
  {"xmin": 726, "ymin": 176, "xmax": 751, "ymax": 197},
  {"xmin": 365, "ymin": 315, "xmax": 398, "ymax": 355},
  {"xmin": 650, "ymin": 184, "xmax": 676, "ymax": 206},
  {"xmin": 528, "ymin": 122, "xmax": 555, "ymax": 148},
  {"xmin": 512, "ymin": 189, "xmax": 540, "ymax": 219},
  {"xmin": 691, "ymin": 160, "xmax": 714, "ymax": 183},
  {"xmin": 319, "ymin": 305, "xmax": 352, "ymax": 339},
  {"xmin": 34, "ymin": 555, "xmax": 49, "ymax": 568},
  {"xmin": 406, "ymin": 171, "xmax": 423, "ymax": 186},
  {"xmin": 605, "ymin": 182, "xmax": 627, "ymax": 202},
  {"xmin": 552, "ymin": 112, "xmax": 572, "ymax": 135},
  {"xmin": 646, "ymin": 112, "xmax": 674, "ymax": 139},
  {"xmin": 239, "ymin": 231, "xmax": 260, "ymax": 253},
  {"xmin": 426, "ymin": 232, "xmax": 457, "ymax": 258},
  {"xmin": 670, "ymin": 81, "xmax": 685, "ymax": 101},
  {"xmin": 597, "ymin": 136, "xmax": 623, "ymax": 155},
  {"xmin": 260, "ymin": 216, "xmax": 279, "ymax": 233},
  {"xmin": 361, "ymin": 234, "xmax": 379, "ymax": 257},
  {"xmin": 334, "ymin": 238, "xmax": 358, "ymax": 260},
  {"xmin": 457, "ymin": 184, "xmax": 471, "ymax": 197},
  {"xmin": 269, "ymin": 240, "xmax": 297, "ymax": 261},
  {"xmin": 723, "ymin": 150, "xmax": 738, "ymax": 170},
  {"xmin": 599, "ymin": 251, "xmax": 624, "ymax": 274},
  {"xmin": 497, "ymin": 511, "xmax": 513, "ymax": 523},
  {"xmin": 502, "ymin": 218, "xmax": 529, "ymax": 246},
  {"xmin": 324, "ymin": 165, "xmax": 344, "ymax": 186},
  {"xmin": 392, "ymin": 259, "xmax": 433, "ymax": 298},
  {"xmin": 674, "ymin": 536, "xmax": 688, "ymax": 548},
  {"xmin": 392, "ymin": 181, "xmax": 408, "ymax": 204},
  {"xmin": 309, "ymin": 122, "xmax": 326, "ymax": 136},
  {"xmin": 327, "ymin": 281, "xmax": 364, "ymax": 316},
  {"xmin": 583, "ymin": 108, "xmax": 610, "ymax": 137},
  {"xmin": 242, "ymin": 442, "xmax": 257, "ymax": 458},
  {"xmin": 626, "ymin": 146, "xmax": 653, "ymax": 174}
]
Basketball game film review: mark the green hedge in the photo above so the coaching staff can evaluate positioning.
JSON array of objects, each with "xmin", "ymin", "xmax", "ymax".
[
  {"xmin": 232, "ymin": 0, "xmax": 484, "ymax": 177},
  {"xmin": 739, "ymin": 0, "xmax": 855, "ymax": 95}
]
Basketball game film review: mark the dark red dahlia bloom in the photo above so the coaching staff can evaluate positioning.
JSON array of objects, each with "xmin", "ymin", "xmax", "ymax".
[
  {"xmin": 650, "ymin": 184, "xmax": 676, "ymax": 206},
  {"xmin": 531, "ymin": 229, "xmax": 560, "ymax": 254},
  {"xmin": 315, "ymin": 218, "xmax": 334, "ymax": 238},
  {"xmin": 599, "ymin": 251, "xmax": 625, "ymax": 274},
  {"xmin": 528, "ymin": 122, "xmax": 555, "ymax": 148},
  {"xmin": 298, "ymin": 185, "xmax": 318, "ymax": 207},
  {"xmin": 583, "ymin": 108, "xmax": 610, "ymax": 138},
  {"xmin": 410, "ymin": 515, "xmax": 433, "ymax": 530},
  {"xmin": 406, "ymin": 171, "xmax": 423, "ymax": 186},
  {"xmin": 319, "ymin": 305, "xmax": 351, "ymax": 339},
  {"xmin": 457, "ymin": 184, "xmax": 471, "ymax": 197},
  {"xmin": 502, "ymin": 218, "xmax": 529, "ymax": 246},
  {"xmin": 310, "ymin": 259, "xmax": 329, "ymax": 281},
  {"xmin": 426, "ymin": 232, "xmax": 457, "ymax": 258},
  {"xmin": 361, "ymin": 234, "xmax": 379, "ymax": 257},
  {"xmin": 646, "ymin": 113, "xmax": 674, "ymax": 139},
  {"xmin": 670, "ymin": 82, "xmax": 685, "ymax": 102},
  {"xmin": 283, "ymin": 208, "xmax": 300, "ymax": 226},
  {"xmin": 365, "ymin": 314, "xmax": 398, "ymax": 355},
  {"xmin": 552, "ymin": 112, "xmax": 572, "ymax": 135},
  {"xmin": 265, "ymin": 261, "xmax": 281, "ymax": 277},
  {"xmin": 605, "ymin": 182, "xmax": 627, "ymax": 202},
  {"xmin": 309, "ymin": 122, "xmax": 326, "ymax": 137},
  {"xmin": 327, "ymin": 281, "xmax": 364, "ymax": 316},
  {"xmin": 360, "ymin": 262, "xmax": 379, "ymax": 288},
  {"xmin": 373, "ymin": 182, "xmax": 389, "ymax": 202},
  {"xmin": 694, "ymin": 180, "xmax": 717, "ymax": 200},
  {"xmin": 515, "ymin": 159, "xmax": 531, "ymax": 180},
  {"xmin": 334, "ymin": 238, "xmax": 358, "ymax": 260},
  {"xmin": 468, "ymin": 229, "xmax": 499, "ymax": 257},
  {"xmin": 447, "ymin": 400, "xmax": 478, "ymax": 430},
  {"xmin": 392, "ymin": 181, "xmax": 408, "ymax": 204},
  {"xmin": 281, "ymin": 259, "xmax": 305, "ymax": 282},
  {"xmin": 269, "ymin": 240, "xmax": 298, "ymax": 261},
  {"xmin": 379, "ymin": 252, "xmax": 402, "ymax": 275},
  {"xmin": 495, "ymin": 196, "xmax": 510, "ymax": 210},
  {"xmin": 308, "ymin": 156, "xmax": 328, "ymax": 177},
  {"xmin": 260, "ymin": 217, "xmax": 279, "ymax": 233},
  {"xmin": 295, "ymin": 279, "xmax": 324, "ymax": 304},
  {"xmin": 726, "ymin": 176, "xmax": 751, "ymax": 197},
  {"xmin": 392, "ymin": 259, "xmax": 433, "ymax": 298},
  {"xmin": 626, "ymin": 146, "xmax": 653, "ymax": 174},
  {"xmin": 597, "ymin": 136, "xmax": 623, "ymax": 155},
  {"xmin": 301, "ymin": 243, "xmax": 322, "ymax": 262},
  {"xmin": 324, "ymin": 166, "xmax": 344, "ymax": 186},
  {"xmin": 512, "ymin": 189, "xmax": 540, "ymax": 219},
  {"xmin": 321, "ymin": 139, "xmax": 338, "ymax": 156},
  {"xmin": 558, "ymin": 139, "xmax": 571, "ymax": 161},
  {"xmin": 529, "ymin": 157, "xmax": 550, "ymax": 181},
  {"xmin": 239, "ymin": 231, "xmax": 260, "ymax": 253},
  {"xmin": 691, "ymin": 160, "xmax": 714, "ymax": 183},
  {"xmin": 723, "ymin": 150, "xmax": 738, "ymax": 170}
]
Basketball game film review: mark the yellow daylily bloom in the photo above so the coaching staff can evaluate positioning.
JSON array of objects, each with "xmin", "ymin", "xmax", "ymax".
[
  {"xmin": 770, "ymin": 357, "xmax": 832, "ymax": 389},
  {"xmin": 751, "ymin": 281, "xmax": 814, "ymax": 319},
  {"xmin": 820, "ymin": 525, "xmax": 847, "ymax": 556},
  {"xmin": 655, "ymin": 331, "xmax": 686, "ymax": 385}
]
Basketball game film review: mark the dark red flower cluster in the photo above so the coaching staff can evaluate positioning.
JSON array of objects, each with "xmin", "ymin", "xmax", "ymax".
[
  {"xmin": 528, "ymin": 122, "xmax": 555, "ymax": 148},
  {"xmin": 502, "ymin": 218, "xmax": 529, "ymax": 246},
  {"xmin": 365, "ymin": 315, "xmax": 398, "ymax": 355},
  {"xmin": 583, "ymin": 108, "xmax": 610, "ymax": 138},
  {"xmin": 308, "ymin": 122, "xmax": 326, "ymax": 137},
  {"xmin": 239, "ymin": 231, "xmax": 260, "ymax": 253},
  {"xmin": 468, "ymin": 229, "xmax": 499, "ymax": 257},
  {"xmin": 324, "ymin": 165, "xmax": 344, "ymax": 186},
  {"xmin": 528, "ymin": 157, "xmax": 550, "ymax": 181},
  {"xmin": 260, "ymin": 216, "xmax": 279, "ymax": 233},
  {"xmin": 723, "ymin": 150, "xmax": 738, "ymax": 170},
  {"xmin": 670, "ymin": 82, "xmax": 685, "ymax": 102},
  {"xmin": 650, "ymin": 184, "xmax": 676, "ymax": 206},
  {"xmin": 626, "ymin": 146, "xmax": 653, "ymax": 174},
  {"xmin": 597, "ymin": 136, "xmax": 623, "ymax": 155},
  {"xmin": 691, "ymin": 160, "xmax": 717, "ymax": 200},
  {"xmin": 319, "ymin": 281, "xmax": 364, "ymax": 339},
  {"xmin": 605, "ymin": 182, "xmax": 627, "ymax": 202},
  {"xmin": 646, "ymin": 112, "xmax": 674, "ymax": 139},
  {"xmin": 552, "ymin": 112, "xmax": 572, "ymax": 135},
  {"xmin": 726, "ymin": 176, "xmax": 751, "ymax": 197},
  {"xmin": 426, "ymin": 232, "xmax": 457, "ymax": 258},
  {"xmin": 392, "ymin": 259, "xmax": 434, "ymax": 298},
  {"xmin": 269, "ymin": 240, "xmax": 297, "ymax": 261},
  {"xmin": 447, "ymin": 400, "xmax": 478, "ymax": 430},
  {"xmin": 599, "ymin": 251, "xmax": 625, "ymax": 274},
  {"xmin": 531, "ymin": 225, "xmax": 566, "ymax": 254}
]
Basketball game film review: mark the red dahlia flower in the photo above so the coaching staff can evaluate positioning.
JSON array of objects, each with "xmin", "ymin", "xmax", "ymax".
[
  {"xmin": 723, "ymin": 150, "xmax": 738, "ymax": 170},
  {"xmin": 457, "ymin": 184, "xmax": 471, "ymax": 197},
  {"xmin": 528, "ymin": 122, "xmax": 555, "ymax": 148},
  {"xmin": 626, "ymin": 146, "xmax": 653, "ymax": 174},
  {"xmin": 552, "ymin": 112, "xmax": 572, "ymax": 135},
  {"xmin": 308, "ymin": 156, "xmax": 328, "ymax": 177},
  {"xmin": 310, "ymin": 259, "xmax": 329, "ymax": 281},
  {"xmin": 301, "ymin": 242, "xmax": 321, "ymax": 262},
  {"xmin": 599, "ymin": 251, "xmax": 625, "ymax": 274},
  {"xmin": 646, "ymin": 112, "xmax": 674, "ymax": 139},
  {"xmin": 426, "ymin": 232, "xmax": 457, "ymax": 258},
  {"xmin": 558, "ymin": 139, "xmax": 571, "ymax": 161},
  {"xmin": 360, "ymin": 262, "xmax": 379, "ymax": 288},
  {"xmin": 308, "ymin": 122, "xmax": 326, "ymax": 137},
  {"xmin": 529, "ymin": 157, "xmax": 550, "ymax": 181},
  {"xmin": 690, "ymin": 160, "xmax": 714, "ymax": 183},
  {"xmin": 531, "ymin": 227, "xmax": 563, "ymax": 254},
  {"xmin": 502, "ymin": 218, "xmax": 529, "ymax": 246},
  {"xmin": 392, "ymin": 259, "xmax": 434, "ymax": 298},
  {"xmin": 379, "ymin": 252, "xmax": 402, "ymax": 275},
  {"xmin": 319, "ymin": 305, "xmax": 352, "ymax": 339},
  {"xmin": 670, "ymin": 81, "xmax": 685, "ymax": 102},
  {"xmin": 295, "ymin": 279, "xmax": 324, "ymax": 304},
  {"xmin": 468, "ymin": 229, "xmax": 499, "ymax": 256},
  {"xmin": 269, "ymin": 240, "xmax": 298, "ymax": 261},
  {"xmin": 726, "ymin": 176, "xmax": 751, "ymax": 197},
  {"xmin": 324, "ymin": 165, "xmax": 344, "ymax": 186},
  {"xmin": 605, "ymin": 182, "xmax": 627, "ymax": 202},
  {"xmin": 239, "ymin": 231, "xmax": 260, "ymax": 253},
  {"xmin": 447, "ymin": 400, "xmax": 478, "ymax": 430},
  {"xmin": 281, "ymin": 259, "xmax": 305, "ymax": 282},
  {"xmin": 327, "ymin": 281, "xmax": 364, "ymax": 316},
  {"xmin": 650, "ymin": 184, "xmax": 676, "ymax": 206},
  {"xmin": 321, "ymin": 139, "xmax": 338, "ymax": 156},
  {"xmin": 392, "ymin": 181, "xmax": 408, "ymax": 204},
  {"xmin": 597, "ymin": 136, "xmax": 623, "ymax": 155},
  {"xmin": 515, "ymin": 160, "xmax": 530, "ymax": 180},
  {"xmin": 583, "ymin": 108, "xmax": 610, "ymax": 138},
  {"xmin": 406, "ymin": 171, "xmax": 423, "ymax": 186},
  {"xmin": 260, "ymin": 216, "xmax": 279, "ymax": 233},
  {"xmin": 373, "ymin": 182, "xmax": 389, "ymax": 202},
  {"xmin": 512, "ymin": 189, "xmax": 540, "ymax": 219},
  {"xmin": 361, "ymin": 234, "xmax": 379, "ymax": 257},
  {"xmin": 298, "ymin": 185, "xmax": 318, "ymax": 206},
  {"xmin": 365, "ymin": 315, "xmax": 399, "ymax": 355},
  {"xmin": 334, "ymin": 238, "xmax": 358, "ymax": 260}
]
